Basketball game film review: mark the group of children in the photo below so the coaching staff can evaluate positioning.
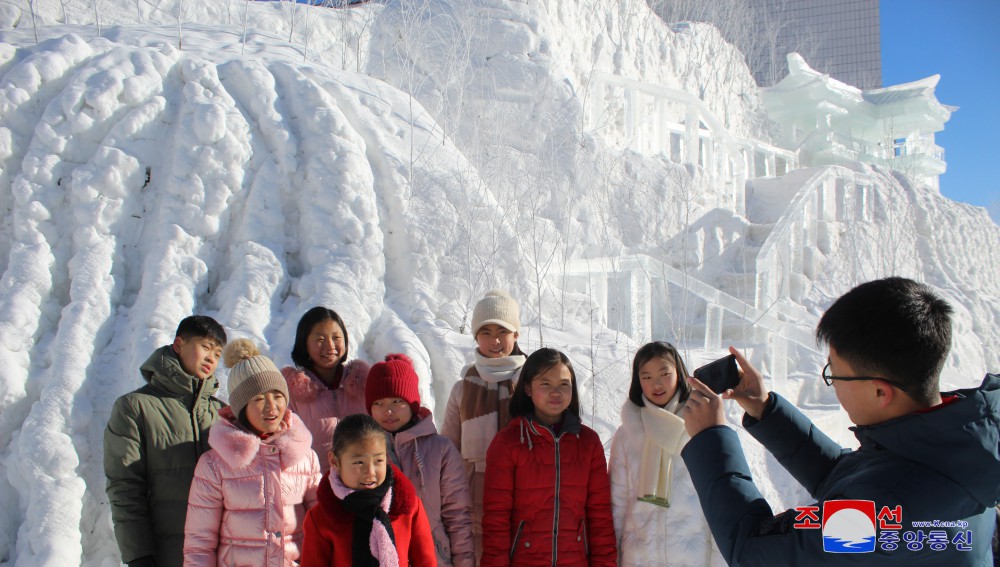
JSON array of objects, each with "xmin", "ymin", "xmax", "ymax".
[
  {"xmin": 105, "ymin": 279, "xmax": 999, "ymax": 567},
  {"xmin": 104, "ymin": 288, "xmax": 715, "ymax": 567}
]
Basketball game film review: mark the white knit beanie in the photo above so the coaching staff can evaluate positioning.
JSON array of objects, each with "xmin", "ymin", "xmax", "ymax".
[
  {"xmin": 471, "ymin": 289, "xmax": 521, "ymax": 334},
  {"xmin": 223, "ymin": 338, "xmax": 288, "ymax": 417}
]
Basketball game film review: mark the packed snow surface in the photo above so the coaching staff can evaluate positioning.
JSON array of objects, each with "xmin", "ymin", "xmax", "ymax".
[{"xmin": 1, "ymin": 0, "xmax": 998, "ymax": 565}]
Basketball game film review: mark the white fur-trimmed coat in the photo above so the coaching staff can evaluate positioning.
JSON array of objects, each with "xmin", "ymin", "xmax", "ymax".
[
  {"xmin": 609, "ymin": 401, "xmax": 726, "ymax": 567},
  {"xmin": 184, "ymin": 407, "xmax": 322, "ymax": 567}
]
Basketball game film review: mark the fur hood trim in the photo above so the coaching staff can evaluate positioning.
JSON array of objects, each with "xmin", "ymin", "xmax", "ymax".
[
  {"xmin": 316, "ymin": 464, "xmax": 417, "ymax": 518},
  {"xmin": 282, "ymin": 359, "xmax": 371, "ymax": 402},
  {"xmin": 209, "ymin": 406, "xmax": 313, "ymax": 470}
]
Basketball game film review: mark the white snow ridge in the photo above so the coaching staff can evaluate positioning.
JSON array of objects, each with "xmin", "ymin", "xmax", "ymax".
[{"xmin": 1, "ymin": 0, "xmax": 998, "ymax": 565}]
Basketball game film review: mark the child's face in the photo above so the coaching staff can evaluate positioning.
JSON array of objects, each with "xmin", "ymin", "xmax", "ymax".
[
  {"xmin": 245, "ymin": 389, "xmax": 288, "ymax": 435},
  {"xmin": 172, "ymin": 335, "xmax": 223, "ymax": 380},
  {"xmin": 475, "ymin": 324, "xmax": 518, "ymax": 358},
  {"xmin": 639, "ymin": 356, "xmax": 678, "ymax": 407},
  {"xmin": 525, "ymin": 363, "xmax": 573, "ymax": 426},
  {"xmin": 370, "ymin": 397, "xmax": 413, "ymax": 433},
  {"xmin": 306, "ymin": 320, "xmax": 346, "ymax": 371},
  {"xmin": 329, "ymin": 435, "xmax": 388, "ymax": 490}
]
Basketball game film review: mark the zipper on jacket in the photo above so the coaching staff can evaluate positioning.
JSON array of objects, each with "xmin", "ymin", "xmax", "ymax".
[
  {"xmin": 578, "ymin": 519, "xmax": 588, "ymax": 557},
  {"xmin": 510, "ymin": 520, "xmax": 526, "ymax": 560},
  {"xmin": 552, "ymin": 434, "xmax": 561, "ymax": 566},
  {"xmin": 191, "ymin": 378, "xmax": 204, "ymax": 459}
]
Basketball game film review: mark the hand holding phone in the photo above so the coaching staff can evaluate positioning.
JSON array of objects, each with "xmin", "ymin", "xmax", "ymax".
[
  {"xmin": 725, "ymin": 347, "xmax": 771, "ymax": 420},
  {"xmin": 692, "ymin": 354, "xmax": 740, "ymax": 395}
]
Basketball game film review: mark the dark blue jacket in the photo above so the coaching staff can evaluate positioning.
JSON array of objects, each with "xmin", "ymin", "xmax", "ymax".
[{"xmin": 682, "ymin": 374, "xmax": 1000, "ymax": 565}]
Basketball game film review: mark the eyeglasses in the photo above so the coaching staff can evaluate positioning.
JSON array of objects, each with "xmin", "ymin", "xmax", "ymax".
[{"xmin": 821, "ymin": 363, "xmax": 909, "ymax": 392}]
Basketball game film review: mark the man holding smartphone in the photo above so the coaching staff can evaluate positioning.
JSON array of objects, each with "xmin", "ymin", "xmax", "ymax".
[{"xmin": 681, "ymin": 277, "xmax": 1000, "ymax": 565}]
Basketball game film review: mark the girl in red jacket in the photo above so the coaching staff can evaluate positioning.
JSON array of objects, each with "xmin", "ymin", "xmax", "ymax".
[
  {"xmin": 482, "ymin": 348, "xmax": 617, "ymax": 566},
  {"xmin": 301, "ymin": 413, "xmax": 437, "ymax": 567}
]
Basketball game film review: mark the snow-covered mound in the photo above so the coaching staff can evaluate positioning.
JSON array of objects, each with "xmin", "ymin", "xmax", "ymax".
[{"xmin": 1, "ymin": 1, "xmax": 997, "ymax": 566}]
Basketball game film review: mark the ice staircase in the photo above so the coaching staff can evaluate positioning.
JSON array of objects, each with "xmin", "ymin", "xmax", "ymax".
[{"xmin": 558, "ymin": 164, "xmax": 887, "ymax": 401}]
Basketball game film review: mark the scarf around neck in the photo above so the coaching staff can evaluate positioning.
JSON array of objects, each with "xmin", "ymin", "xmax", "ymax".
[
  {"xmin": 331, "ymin": 465, "xmax": 397, "ymax": 567},
  {"xmin": 457, "ymin": 351, "xmax": 526, "ymax": 467},
  {"xmin": 637, "ymin": 392, "xmax": 687, "ymax": 507}
]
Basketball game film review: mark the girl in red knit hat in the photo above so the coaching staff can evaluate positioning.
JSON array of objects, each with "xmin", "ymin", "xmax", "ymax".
[{"xmin": 365, "ymin": 354, "xmax": 475, "ymax": 567}]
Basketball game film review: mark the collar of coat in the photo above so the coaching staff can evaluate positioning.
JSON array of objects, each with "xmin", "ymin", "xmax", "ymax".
[
  {"xmin": 391, "ymin": 408, "xmax": 436, "ymax": 444},
  {"xmin": 316, "ymin": 464, "xmax": 418, "ymax": 520},
  {"xmin": 208, "ymin": 406, "xmax": 313, "ymax": 470},
  {"xmin": 282, "ymin": 359, "xmax": 371, "ymax": 403},
  {"xmin": 513, "ymin": 412, "xmax": 583, "ymax": 450},
  {"xmin": 141, "ymin": 344, "xmax": 220, "ymax": 399},
  {"xmin": 850, "ymin": 373, "xmax": 1000, "ymax": 508}
]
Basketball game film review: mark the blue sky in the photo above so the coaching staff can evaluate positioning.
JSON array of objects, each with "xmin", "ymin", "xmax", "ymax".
[{"xmin": 881, "ymin": 0, "xmax": 999, "ymax": 214}]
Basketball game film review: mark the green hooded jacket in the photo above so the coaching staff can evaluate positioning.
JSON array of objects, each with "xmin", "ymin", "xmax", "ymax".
[{"xmin": 104, "ymin": 345, "xmax": 225, "ymax": 567}]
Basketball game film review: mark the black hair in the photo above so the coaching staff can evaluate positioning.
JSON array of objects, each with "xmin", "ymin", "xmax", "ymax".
[
  {"xmin": 291, "ymin": 307, "xmax": 349, "ymax": 371},
  {"xmin": 331, "ymin": 414, "xmax": 386, "ymax": 458},
  {"xmin": 175, "ymin": 315, "xmax": 227, "ymax": 347},
  {"xmin": 238, "ymin": 407, "xmax": 257, "ymax": 435},
  {"xmin": 816, "ymin": 277, "xmax": 952, "ymax": 406},
  {"xmin": 628, "ymin": 341, "xmax": 692, "ymax": 407},
  {"xmin": 510, "ymin": 348, "xmax": 580, "ymax": 419}
]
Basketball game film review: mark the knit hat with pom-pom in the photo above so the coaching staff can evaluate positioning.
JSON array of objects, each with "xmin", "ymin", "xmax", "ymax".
[
  {"xmin": 472, "ymin": 289, "xmax": 521, "ymax": 334},
  {"xmin": 223, "ymin": 338, "xmax": 288, "ymax": 418},
  {"xmin": 365, "ymin": 354, "xmax": 421, "ymax": 414}
]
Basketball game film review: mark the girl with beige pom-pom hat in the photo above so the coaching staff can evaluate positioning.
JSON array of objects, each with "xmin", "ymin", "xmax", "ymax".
[{"xmin": 183, "ymin": 338, "xmax": 322, "ymax": 567}]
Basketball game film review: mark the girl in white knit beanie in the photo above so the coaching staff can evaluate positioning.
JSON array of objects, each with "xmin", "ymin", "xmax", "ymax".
[
  {"xmin": 184, "ymin": 339, "xmax": 322, "ymax": 567},
  {"xmin": 440, "ymin": 290, "xmax": 528, "ymax": 560}
]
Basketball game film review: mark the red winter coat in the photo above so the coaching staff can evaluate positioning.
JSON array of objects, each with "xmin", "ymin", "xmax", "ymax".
[
  {"xmin": 282, "ymin": 360, "xmax": 370, "ymax": 471},
  {"xmin": 300, "ymin": 465, "xmax": 437, "ymax": 567},
  {"xmin": 184, "ymin": 408, "xmax": 321, "ymax": 567},
  {"xmin": 482, "ymin": 414, "xmax": 617, "ymax": 567}
]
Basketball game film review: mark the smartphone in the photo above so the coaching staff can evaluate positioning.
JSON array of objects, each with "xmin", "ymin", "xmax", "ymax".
[{"xmin": 693, "ymin": 354, "xmax": 740, "ymax": 394}]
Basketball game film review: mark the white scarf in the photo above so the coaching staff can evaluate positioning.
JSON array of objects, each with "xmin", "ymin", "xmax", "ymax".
[
  {"xmin": 636, "ymin": 393, "xmax": 687, "ymax": 507},
  {"xmin": 458, "ymin": 351, "xmax": 526, "ymax": 468},
  {"xmin": 473, "ymin": 350, "xmax": 526, "ymax": 383}
]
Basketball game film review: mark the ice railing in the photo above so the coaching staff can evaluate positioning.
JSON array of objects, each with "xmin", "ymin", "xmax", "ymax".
[
  {"xmin": 587, "ymin": 71, "xmax": 799, "ymax": 214},
  {"xmin": 796, "ymin": 131, "xmax": 945, "ymax": 175},
  {"xmin": 754, "ymin": 166, "xmax": 878, "ymax": 312},
  {"xmin": 558, "ymin": 254, "xmax": 821, "ymax": 395}
]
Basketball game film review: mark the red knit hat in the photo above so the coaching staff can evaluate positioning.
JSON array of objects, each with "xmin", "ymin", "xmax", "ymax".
[{"xmin": 365, "ymin": 354, "xmax": 422, "ymax": 414}]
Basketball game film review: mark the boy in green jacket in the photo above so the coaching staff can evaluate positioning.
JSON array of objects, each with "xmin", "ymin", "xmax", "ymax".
[{"xmin": 104, "ymin": 315, "xmax": 227, "ymax": 567}]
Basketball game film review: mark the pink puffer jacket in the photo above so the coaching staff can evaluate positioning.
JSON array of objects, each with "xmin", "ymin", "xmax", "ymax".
[
  {"xmin": 184, "ymin": 407, "xmax": 321, "ymax": 567},
  {"xmin": 390, "ymin": 409, "xmax": 475, "ymax": 567},
  {"xmin": 282, "ymin": 359, "xmax": 370, "ymax": 471}
]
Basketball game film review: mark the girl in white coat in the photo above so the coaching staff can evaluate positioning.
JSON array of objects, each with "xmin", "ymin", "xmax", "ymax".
[{"xmin": 608, "ymin": 342, "xmax": 725, "ymax": 567}]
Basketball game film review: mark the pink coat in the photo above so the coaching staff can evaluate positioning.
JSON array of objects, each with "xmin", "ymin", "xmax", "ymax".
[
  {"xmin": 282, "ymin": 359, "xmax": 370, "ymax": 470},
  {"xmin": 390, "ymin": 409, "xmax": 475, "ymax": 567},
  {"xmin": 184, "ymin": 408, "xmax": 322, "ymax": 567}
]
